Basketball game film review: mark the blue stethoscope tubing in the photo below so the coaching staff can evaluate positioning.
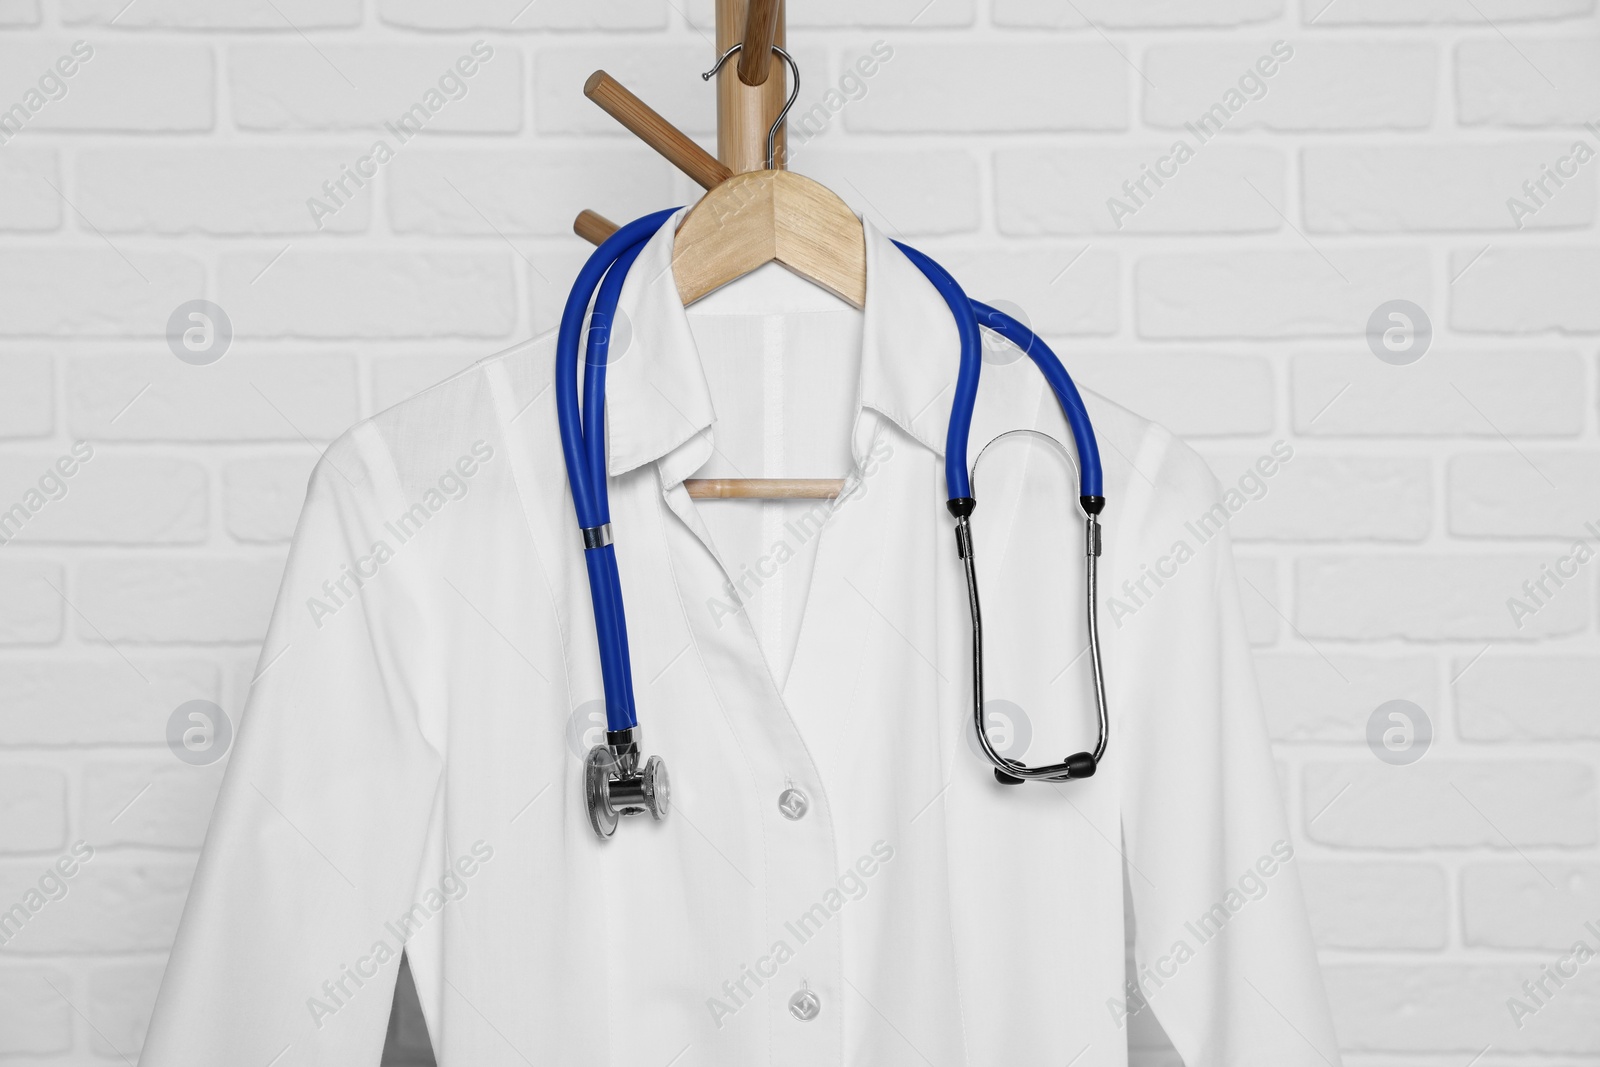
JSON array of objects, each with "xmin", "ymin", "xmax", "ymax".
[
  {"xmin": 558, "ymin": 210, "xmax": 1109, "ymax": 803},
  {"xmin": 556, "ymin": 208, "xmax": 678, "ymax": 736}
]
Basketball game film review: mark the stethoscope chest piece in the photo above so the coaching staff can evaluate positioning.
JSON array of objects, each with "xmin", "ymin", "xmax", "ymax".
[{"xmin": 585, "ymin": 728, "xmax": 670, "ymax": 839}]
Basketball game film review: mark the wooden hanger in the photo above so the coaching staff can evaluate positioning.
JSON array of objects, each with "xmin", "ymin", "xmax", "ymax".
[
  {"xmin": 575, "ymin": 0, "xmax": 869, "ymax": 499},
  {"xmin": 674, "ymin": 170, "xmax": 866, "ymax": 310},
  {"xmin": 578, "ymin": 68, "xmax": 865, "ymax": 311}
]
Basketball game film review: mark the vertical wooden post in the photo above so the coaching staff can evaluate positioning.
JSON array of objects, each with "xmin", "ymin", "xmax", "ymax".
[{"xmin": 715, "ymin": 0, "xmax": 786, "ymax": 174}]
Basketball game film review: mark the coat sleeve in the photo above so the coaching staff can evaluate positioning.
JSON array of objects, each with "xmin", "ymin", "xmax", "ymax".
[
  {"xmin": 1116, "ymin": 441, "xmax": 1342, "ymax": 1066},
  {"xmin": 140, "ymin": 425, "xmax": 444, "ymax": 1067}
]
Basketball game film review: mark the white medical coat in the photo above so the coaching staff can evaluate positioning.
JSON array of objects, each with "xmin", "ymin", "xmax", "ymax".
[{"xmin": 139, "ymin": 214, "xmax": 1341, "ymax": 1066}]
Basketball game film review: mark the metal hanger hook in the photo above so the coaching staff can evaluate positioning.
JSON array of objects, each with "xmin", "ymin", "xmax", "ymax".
[{"xmin": 702, "ymin": 44, "xmax": 801, "ymax": 171}]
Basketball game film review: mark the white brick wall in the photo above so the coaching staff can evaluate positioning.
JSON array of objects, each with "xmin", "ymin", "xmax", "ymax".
[{"xmin": 0, "ymin": 2, "xmax": 1596, "ymax": 1064}]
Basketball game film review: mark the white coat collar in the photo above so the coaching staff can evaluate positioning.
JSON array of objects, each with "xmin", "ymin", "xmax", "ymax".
[{"xmin": 602, "ymin": 208, "xmax": 961, "ymax": 478}]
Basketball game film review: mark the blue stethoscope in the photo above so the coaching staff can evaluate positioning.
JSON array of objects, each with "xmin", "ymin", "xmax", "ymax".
[{"xmin": 559, "ymin": 208, "xmax": 1110, "ymax": 840}]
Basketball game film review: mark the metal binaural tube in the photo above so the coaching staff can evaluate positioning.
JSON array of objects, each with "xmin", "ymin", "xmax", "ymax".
[{"xmin": 962, "ymin": 508, "xmax": 1108, "ymax": 783}]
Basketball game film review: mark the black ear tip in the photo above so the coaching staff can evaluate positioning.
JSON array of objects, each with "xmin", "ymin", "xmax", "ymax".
[
  {"xmin": 1065, "ymin": 752, "xmax": 1097, "ymax": 779},
  {"xmin": 994, "ymin": 767, "xmax": 1025, "ymax": 786}
]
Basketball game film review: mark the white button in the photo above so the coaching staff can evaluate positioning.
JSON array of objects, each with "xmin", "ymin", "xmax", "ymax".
[
  {"xmin": 788, "ymin": 988, "xmax": 821, "ymax": 1021},
  {"xmin": 778, "ymin": 787, "xmax": 809, "ymax": 820}
]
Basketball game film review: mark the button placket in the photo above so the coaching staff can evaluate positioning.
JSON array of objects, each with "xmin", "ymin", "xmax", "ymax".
[{"xmin": 652, "ymin": 417, "xmax": 850, "ymax": 1065}]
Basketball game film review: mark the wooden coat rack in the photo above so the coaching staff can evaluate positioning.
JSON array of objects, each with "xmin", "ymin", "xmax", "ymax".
[{"xmin": 574, "ymin": 0, "xmax": 861, "ymax": 501}]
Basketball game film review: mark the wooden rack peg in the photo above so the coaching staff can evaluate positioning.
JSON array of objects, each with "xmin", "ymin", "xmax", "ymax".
[
  {"xmin": 584, "ymin": 71, "xmax": 733, "ymax": 190},
  {"xmin": 737, "ymin": 0, "xmax": 783, "ymax": 86},
  {"xmin": 574, "ymin": 211, "xmax": 619, "ymax": 244},
  {"xmin": 573, "ymin": 209, "xmax": 618, "ymax": 247}
]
